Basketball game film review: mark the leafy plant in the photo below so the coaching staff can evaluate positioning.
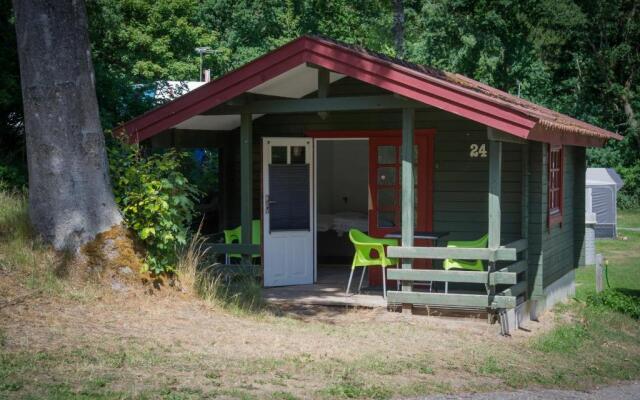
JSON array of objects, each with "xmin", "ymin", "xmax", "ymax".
[
  {"xmin": 108, "ymin": 140, "xmax": 201, "ymax": 274},
  {"xmin": 587, "ymin": 288, "xmax": 640, "ymax": 320}
]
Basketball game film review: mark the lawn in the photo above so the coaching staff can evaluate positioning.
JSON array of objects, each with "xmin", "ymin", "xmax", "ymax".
[
  {"xmin": 617, "ymin": 209, "xmax": 640, "ymax": 229},
  {"xmin": 575, "ymin": 213, "xmax": 640, "ymax": 300},
  {"xmin": 1, "ymin": 192, "xmax": 640, "ymax": 400}
]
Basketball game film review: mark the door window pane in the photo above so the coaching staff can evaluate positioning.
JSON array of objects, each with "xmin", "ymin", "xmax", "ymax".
[
  {"xmin": 271, "ymin": 146, "xmax": 287, "ymax": 164},
  {"xmin": 377, "ymin": 167, "xmax": 396, "ymax": 185},
  {"xmin": 290, "ymin": 146, "xmax": 306, "ymax": 164},
  {"xmin": 377, "ymin": 188, "xmax": 396, "ymax": 211},
  {"xmin": 377, "ymin": 146, "xmax": 396, "ymax": 164},
  {"xmin": 378, "ymin": 212, "xmax": 396, "ymax": 228}
]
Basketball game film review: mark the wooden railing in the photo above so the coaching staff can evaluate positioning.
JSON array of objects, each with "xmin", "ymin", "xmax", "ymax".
[
  {"xmin": 386, "ymin": 239, "xmax": 528, "ymax": 310},
  {"xmin": 204, "ymin": 243, "xmax": 262, "ymax": 278}
]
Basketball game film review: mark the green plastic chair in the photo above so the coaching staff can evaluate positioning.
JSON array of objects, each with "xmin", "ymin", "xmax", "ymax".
[
  {"xmin": 223, "ymin": 220, "xmax": 261, "ymax": 263},
  {"xmin": 347, "ymin": 229, "xmax": 398, "ymax": 299},
  {"xmin": 443, "ymin": 234, "xmax": 488, "ymax": 292}
]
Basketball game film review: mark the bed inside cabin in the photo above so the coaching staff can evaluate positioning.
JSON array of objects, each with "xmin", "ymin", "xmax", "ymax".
[{"xmin": 315, "ymin": 139, "xmax": 369, "ymax": 285}]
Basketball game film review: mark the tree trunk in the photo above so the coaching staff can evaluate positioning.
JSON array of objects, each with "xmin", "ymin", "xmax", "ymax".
[
  {"xmin": 393, "ymin": 0, "xmax": 405, "ymax": 59},
  {"xmin": 622, "ymin": 82, "xmax": 639, "ymax": 151},
  {"xmin": 13, "ymin": 0, "xmax": 122, "ymax": 251}
]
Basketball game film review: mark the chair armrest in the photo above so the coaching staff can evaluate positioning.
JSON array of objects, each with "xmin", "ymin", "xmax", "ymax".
[{"xmin": 377, "ymin": 238, "xmax": 398, "ymax": 246}]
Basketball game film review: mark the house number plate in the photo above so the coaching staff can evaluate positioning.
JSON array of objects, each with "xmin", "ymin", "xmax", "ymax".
[{"xmin": 469, "ymin": 143, "xmax": 487, "ymax": 158}]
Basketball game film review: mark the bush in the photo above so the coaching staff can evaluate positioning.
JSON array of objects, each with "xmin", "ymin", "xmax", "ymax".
[
  {"xmin": 587, "ymin": 288, "xmax": 640, "ymax": 320},
  {"xmin": 108, "ymin": 141, "xmax": 201, "ymax": 274},
  {"xmin": 617, "ymin": 162, "xmax": 640, "ymax": 209}
]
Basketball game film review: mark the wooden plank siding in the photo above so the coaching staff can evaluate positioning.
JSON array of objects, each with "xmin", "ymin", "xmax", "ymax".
[
  {"xmin": 239, "ymin": 78, "xmax": 525, "ymax": 247},
  {"xmin": 527, "ymin": 142, "xmax": 546, "ymax": 299},
  {"xmin": 541, "ymin": 145, "xmax": 581, "ymax": 288}
]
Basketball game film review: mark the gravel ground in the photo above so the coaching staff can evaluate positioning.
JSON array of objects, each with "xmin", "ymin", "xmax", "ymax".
[{"xmin": 416, "ymin": 381, "xmax": 640, "ymax": 399}]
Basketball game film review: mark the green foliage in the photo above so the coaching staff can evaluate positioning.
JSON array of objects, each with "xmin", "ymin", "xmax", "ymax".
[
  {"xmin": 617, "ymin": 162, "xmax": 640, "ymax": 209},
  {"xmin": 86, "ymin": 0, "xmax": 220, "ymax": 128},
  {"xmin": 183, "ymin": 149, "xmax": 219, "ymax": 196},
  {"xmin": 0, "ymin": 161, "xmax": 26, "ymax": 191},
  {"xmin": 108, "ymin": 140, "xmax": 201, "ymax": 274},
  {"xmin": 587, "ymin": 289, "xmax": 640, "ymax": 320},
  {"xmin": 1, "ymin": 0, "xmax": 639, "ymax": 204},
  {"xmin": 406, "ymin": 0, "xmax": 556, "ymax": 103}
]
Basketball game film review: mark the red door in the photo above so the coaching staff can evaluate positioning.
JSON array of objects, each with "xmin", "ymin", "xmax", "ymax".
[{"xmin": 368, "ymin": 131, "xmax": 434, "ymax": 286}]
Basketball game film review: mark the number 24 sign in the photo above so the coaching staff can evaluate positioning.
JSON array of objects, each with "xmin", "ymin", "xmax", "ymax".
[{"xmin": 469, "ymin": 143, "xmax": 487, "ymax": 158}]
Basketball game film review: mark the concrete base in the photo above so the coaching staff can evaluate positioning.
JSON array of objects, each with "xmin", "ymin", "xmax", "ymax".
[
  {"xmin": 502, "ymin": 269, "xmax": 577, "ymax": 331},
  {"xmin": 530, "ymin": 269, "xmax": 576, "ymax": 321}
]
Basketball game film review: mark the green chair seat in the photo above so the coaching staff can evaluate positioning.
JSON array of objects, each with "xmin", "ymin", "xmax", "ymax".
[
  {"xmin": 224, "ymin": 220, "xmax": 261, "ymax": 262},
  {"xmin": 347, "ymin": 229, "xmax": 398, "ymax": 298},
  {"xmin": 442, "ymin": 234, "xmax": 488, "ymax": 293}
]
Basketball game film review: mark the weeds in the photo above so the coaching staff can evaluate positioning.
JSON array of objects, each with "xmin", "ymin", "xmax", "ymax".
[
  {"xmin": 478, "ymin": 356, "xmax": 504, "ymax": 375},
  {"xmin": 176, "ymin": 230, "xmax": 265, "ymax": 314},
  {"xmin": 587, "ymin": 288, "xmax": 640, "ymax": 319}
]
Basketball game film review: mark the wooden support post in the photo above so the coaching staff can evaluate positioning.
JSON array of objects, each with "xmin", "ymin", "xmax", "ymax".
[
  {"xmin": 521, "ymin": 143, "xmax": 529, "ymax": 300},
  {"xmin": 488, "ymin": 133, "xmax": 502, "ymax": 250},
  {"xmin": 487, "ymin": 130, "xmax": 502, "ymax": 306},
  {"xmin": 240, "ymin": 112, "xmax": 253, "ymax": 265},
  {"xmin": 401, "ymin": 108, "xmax": 415, "ymax": 313},
  {"xmin": 595, "ymin": 253, "xmax": 604, "ymax": 293}
]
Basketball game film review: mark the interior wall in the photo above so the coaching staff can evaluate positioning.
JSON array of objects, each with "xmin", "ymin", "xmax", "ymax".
[{"xmin": 317, "ymin": 140, "xmax": 368, "ymax": 215}]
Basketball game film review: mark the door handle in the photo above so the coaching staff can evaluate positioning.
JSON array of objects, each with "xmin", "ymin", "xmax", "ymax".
[{"xmin": 266, "ymin": 195, "xmax": 276, "ymax": 213}]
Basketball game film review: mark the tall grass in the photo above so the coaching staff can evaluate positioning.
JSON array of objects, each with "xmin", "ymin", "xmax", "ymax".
[
  {"xmin": 176, "ymin": 231, "xmax": 265, "ymax": 314},
  {"xmin": 0, "ymin": 190, "xmax": 61, "ymax": 294}
]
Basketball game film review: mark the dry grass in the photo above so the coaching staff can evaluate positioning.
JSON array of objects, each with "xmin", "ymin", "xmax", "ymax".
[
  {"xmin": 0, "ymin": 190, "xmax": 62, "ymax": 296},
  {"xmin": 175, "ymin": 226, "xmax": 265, "ymax": 314},
  {"xmin": 175, "ymin": 227, "xmax": 210, "ymax": 293}
]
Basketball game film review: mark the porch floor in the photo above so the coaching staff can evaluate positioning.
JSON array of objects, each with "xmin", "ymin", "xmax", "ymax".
[{"xmin": 262, "ymin": 265, "xmax": 388, "ymax": 308}]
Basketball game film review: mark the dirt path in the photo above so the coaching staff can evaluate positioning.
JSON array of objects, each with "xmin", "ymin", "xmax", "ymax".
[{"xmin": 416, "ymin": 381, "xmax": 640, "ymax": 399}]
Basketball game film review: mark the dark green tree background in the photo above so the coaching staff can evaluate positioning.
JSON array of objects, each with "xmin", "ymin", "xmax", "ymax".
[{"xmin": 2, "ymin": 0, "xmax": 638, "ymax": 206}]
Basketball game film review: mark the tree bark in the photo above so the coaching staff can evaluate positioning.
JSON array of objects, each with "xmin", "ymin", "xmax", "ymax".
[
  {"xmin": 393, "ymin": 0, "xmax": 405, "ymax": 59},
  {"xmin": 13, "ymin": 0, "xmax": 122, "ymax": 251},
  {"xmin": 622, "ymin": 80, "xmax": 639, "ymax": 151}
]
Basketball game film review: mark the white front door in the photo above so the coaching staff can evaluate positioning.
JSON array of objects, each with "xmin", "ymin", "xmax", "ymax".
[{"xmin": 263, "ymin": 137, "xmax": 314, "ymax": 287}]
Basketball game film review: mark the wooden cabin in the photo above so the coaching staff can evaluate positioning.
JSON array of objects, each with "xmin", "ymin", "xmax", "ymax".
[{"xmin": 117, "ymin": 36, "xmax": 621, "ymax": 332}]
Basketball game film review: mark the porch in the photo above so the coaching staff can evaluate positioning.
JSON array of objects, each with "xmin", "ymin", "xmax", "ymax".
[
  {"xmin": 203, "ymin": 79, "xmax": 531, "ymax": 332},
  {"xmin": 263, "ymin": 265, "xmax": 387, "ymax": 308}
]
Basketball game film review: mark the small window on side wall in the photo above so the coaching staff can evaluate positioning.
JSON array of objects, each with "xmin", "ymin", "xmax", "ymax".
[{"xmin": 548, "ymin": 144, "xmax": 563, "ymax": 228}]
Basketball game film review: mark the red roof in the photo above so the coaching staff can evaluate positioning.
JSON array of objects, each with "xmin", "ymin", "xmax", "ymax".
[{"xmin": 117, "ymin": 35, "xmax": 621, "ymax": 147}]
